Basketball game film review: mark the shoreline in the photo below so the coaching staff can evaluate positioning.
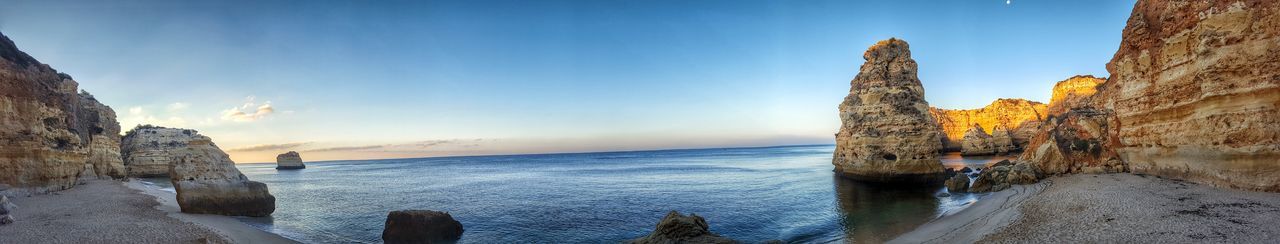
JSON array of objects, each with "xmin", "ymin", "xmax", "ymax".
[
  {"xmin": 889, "ymin": 179, "xmax": 1049, "ymax": 243},
  {"xmin": 891, "ymin": 173, "xmax": 1280, "ymax": 243},
  {"xmin": 125, "ymin": 179, "xmax": 298, "ymax": 244}
]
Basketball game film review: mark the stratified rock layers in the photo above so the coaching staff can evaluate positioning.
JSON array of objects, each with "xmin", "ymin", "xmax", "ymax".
[
  {"xmin": 1105, "ymin": 0, "xmax": 1280, "ymax": 191},
  {"xmin": 122, "ymin": 126, "xmax": 203, "ymax": 177},
  {"xmin": 1047, "ymin": 75, "xmax": 1107, "ymax": 116},
  {"xmin": 168, "ymin": 133, "xmax": 275, "ymax": 216},
  {"xmin": 0, "ymin": 31, "xmax": 124, "ymax": 193},
  {"xmin": 930, "ymin": 99, "xmax": 1047, "ymax": 151},
  {"xmin": 833, "ymin": 38, "xmax": 945, "ymax": 182},
  {"xmin": 961, "ymin": 125, "xmax": 1014, "ymax": 156}
]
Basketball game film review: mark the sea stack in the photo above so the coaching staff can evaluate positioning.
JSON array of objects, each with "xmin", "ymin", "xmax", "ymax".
[
  {"xmin": 382, "ymin": 210, "xmax": 465, "ymax": 244},
  {"xmin": 276, "ymin": 151, "xmax": 305, "ymax": 170},
  {"xmin": 833, "ymin": 38, "xmax": 946, "ymax": 183},
  {"xmin": 0, "ymin": 31, "xmax": 125, "ymax": 194},
  {"xmin": 1103, "ymin": 0, "xmax": 1280, "ymax": 191}
]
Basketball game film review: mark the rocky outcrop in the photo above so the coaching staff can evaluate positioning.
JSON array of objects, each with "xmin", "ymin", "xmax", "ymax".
[
  {"xmin": 1103, "ymin": 0, "xmax": 1280, "ymax": 191},
  {"xmin": 275, "ymin": 151, "xmax": 305, "ymax": 170},
  {"xmin": 153, "ymin": 127, "xmax": 275, "ymax": 216},
  {"xmin": 1047, "ymin": 75, "xmax": 1107, "ymax": 116},
  {"xmin": 930, "ymin": 99, "xmax": 1047, "ymax": 151},
  {"xmin": 0, "ymin": 31, "xmax": 124, "ymax": 194},
  {"xmin": 833, "ymin": 38, "xmax": 946, "ymax": 183},
  {"xmin": 969, "ymin": 160, "xmax": 1041, "ymax": 193},
  {"xmin": 0, "ymin": 196, "xmax": 15, "ymax": 225},
  {"xmin": 990, "ymin": 125, "xmax": 1016, "ymax": 153},
  {"xmin": 945, "ymin": 174, "xmax": 969, "ymax": 193},
  {"xmin": 630, "ymin": 211, "xmax": 738, "ymax": 244},
  {"xmin": 1019, "ymin": 108, "xmax": 1127, "ymax": 175},
  {"xmin": 382, "ymin": 210, "xmax": 465, "ymax": 244},
  {"xmin": 121, "ymin": 125, "xmax": 203, "ymax": 177},
  {"xmin": 960, "ymin": 125, "xmax": 996, "ymax": 156}
]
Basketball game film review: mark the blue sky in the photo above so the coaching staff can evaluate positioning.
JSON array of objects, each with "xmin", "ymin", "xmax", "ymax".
[{"xmin": 0, "ymin": 0, "xmax": 1137, "ymax": 162}]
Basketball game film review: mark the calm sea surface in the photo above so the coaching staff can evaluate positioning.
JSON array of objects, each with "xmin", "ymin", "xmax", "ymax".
[{"xmin": 164, "ymin": 145, "xmax": 1009, "ymax": 243}]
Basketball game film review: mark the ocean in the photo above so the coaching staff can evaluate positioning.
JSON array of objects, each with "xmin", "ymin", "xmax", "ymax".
[{"xmin": 178, "ymin": 145, "xmax": 1009, "ymax": 243}]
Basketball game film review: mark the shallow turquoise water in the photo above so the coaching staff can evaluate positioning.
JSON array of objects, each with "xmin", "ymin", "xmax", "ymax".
[{"xmin": 217, "ymin": 145, "xmax": 1008, "ymax": 243}]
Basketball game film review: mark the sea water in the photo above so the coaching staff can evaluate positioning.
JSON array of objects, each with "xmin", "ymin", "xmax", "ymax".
[{"xmin": 217, "ymin": 145, "xmax": 1009, "ymax": 243}]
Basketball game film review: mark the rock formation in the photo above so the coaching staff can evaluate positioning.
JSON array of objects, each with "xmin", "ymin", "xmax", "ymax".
[
  {"xmin": 275, "ymin": 151, "xmax": 305, "ymax": 170},
  {"xmin": 1018, "ymin": 108, "xmax": 1127, "ymax": 175},
  {"xmin": 1046, "ymin": 75, "xmax": 1106, "ymax": 116},
  {"xmin": 1102, "ymin": 0, "xmax": 1280, "ymax": 191},
  {"xmin": 930, "ymin": 98, "xmax": 1047, "ymax": 151},
  {"xmin": 630, "ymin": 211, "xmax": 738, "ymax": 244},
  {"xmin": 945, "ymin": 174, "xmax": 969, "ymax": 193},
  {"xmin": 960, "ymin": 125, "xmax": 996, "ymax": 156},
  {"xmin": 382, "ymin": 210, "xmax": 465, "ymax": 244},
  {"xmin": 0, "ymin": 31, "xmax": 124, "ymax": 194},
  {"xmin": 833, "ymin": 38, "xmax": 946, "ymax": 183},
  {"xmin": 0, "ymin": 195, "xmax": 15, "ymax": 225},
  {"xmin": 970, "ymin": 160, "xmax": 1041, "ymax": 193},
  {"xmin": 132, "ymin": 126, "xmax": 276, "ymax": 216},
  {"xmin": 990, "ymin": 125, "xmax": 1016, "ymax": 153},
  {"xmin": 122, "ymin": 125, "xmax": 203, "ymax": 177}
]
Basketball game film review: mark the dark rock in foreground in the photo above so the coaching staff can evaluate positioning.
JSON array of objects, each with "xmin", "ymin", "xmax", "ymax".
[
  {"xmin": 945, "ymin": 174, "xmax": 970, "ymax": 193},
  {"xmin": 630, "ymin": 211, "xmax": 738, "ymax": 244},
  {"xmin": 970, "ymin": 160, "xmax": 1041, "ymax": 193},
  {"xmin": 382, "ymin": 210, "xmax": 464, "ymax": 244}
]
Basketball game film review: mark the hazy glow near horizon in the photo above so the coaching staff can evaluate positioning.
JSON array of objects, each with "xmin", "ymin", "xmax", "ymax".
[{"xmin": 0, "ymin": 0, "xmax": 1136, "ymax": 163}]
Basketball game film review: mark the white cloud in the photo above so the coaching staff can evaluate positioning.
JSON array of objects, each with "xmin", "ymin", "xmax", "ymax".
[
  {"xmin": 120, "ymin": 106, "xmax": 187, "ymax": 128},
  {"xmin": 221, "ymin": 98, "xmax": 276, "ymax": 122},
  {"xmin": 167, "ymin": 102, "xmax": 190, "ymax": 112},
  {"xmin": 129, "ymin": 106, "xmax": 144, "ymax": 115}
]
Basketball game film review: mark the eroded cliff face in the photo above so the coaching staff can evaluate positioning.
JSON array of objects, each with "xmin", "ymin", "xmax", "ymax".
[
  {"xmin": 930, "ymin": 99, "xmax": 1047, "ymax": 151},
  {"xmin": 1104, "ymin": 0, "xmax": 1280, "ymax": 191},
  {"xmin": 121, "ymin": 126, "xmax": 203, "ymax": 177},
  {"xmin": 1047, "ymin": 75, "xmax": 1107, "ymax": 116},
  {"xmin": 170, "ymin": 136, "xmax": 276, "ymax": 217},
  {"xmin": 0, "ymin": 32, "xmax": 123, "ymax": 194},
  {"xmin": 833, "ymin": 38, "xmax": 945, "ymax": 182},
  {"xmin": 1019, "ymin": 107, "xmax": 1127, "ymax": 175}
]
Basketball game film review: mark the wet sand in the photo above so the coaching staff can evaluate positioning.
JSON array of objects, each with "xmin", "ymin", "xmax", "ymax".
[{"xmin": 892, "ymin": 174, "xmax": 1280, "ymax": 243}]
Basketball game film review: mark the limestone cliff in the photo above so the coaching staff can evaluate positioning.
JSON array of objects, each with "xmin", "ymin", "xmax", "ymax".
[
  {"xmin": 929, "ymin": 99, "xmax": 1047, "ymax": 151},
  {"xmin": 0, "ymin": 32, "xmax": 124, "ymax": 194},
  {"xmin": 1047, "ymin": 75, "xmax": 1107, "ymax": 116},
  {"xmin": 1103, "ymin": 0, "xmax": 1280, "ymax": 191},
  {"xmin": 163, "ymin": 129, "xmax": 276, "ymax": 216},
  {"xmin": 833, "ymin": 38, "xmax": 945, "ymax": 182},
  {"xmin": 121, "ymin": 126, "xmax": 203, "ymax": 177},
  {"xmin": 1018, "ymin": 108, "xmax": 1127, "ymax": 175}
]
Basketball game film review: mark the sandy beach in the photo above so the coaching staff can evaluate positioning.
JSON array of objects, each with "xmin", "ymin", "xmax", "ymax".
[
  {"xmin": 0, "ymin": 180, "xmax": 295, "ymax": 244},
  {"xmin": 893, "ymin": 174, "xmax": 1280, "ymax": 243}
]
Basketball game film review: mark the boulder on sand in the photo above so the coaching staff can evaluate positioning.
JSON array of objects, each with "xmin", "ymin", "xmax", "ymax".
[
  {"xmin": 169, "ymin": 136, "xmax": 275, "ymax": 217},
  {"xmin": 945, "ymin": 174, "xmax": 970, "ymax": 193},
  {"xmin": 630, "ymin": 211, "xmax": 738, "ymax": 244},
  {"xmin": 0, "ymin": 195, "xmax": 15, "ymax": 225},
  {"xmin": 970, "ymin": 160, "xmax": 1041, "ymax": 193},
  {"xmin": 382, "ymin": 210, "xmax": 465, "ymax": 244}
]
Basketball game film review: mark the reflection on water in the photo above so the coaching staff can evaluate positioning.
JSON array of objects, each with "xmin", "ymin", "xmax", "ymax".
[
  {"xmin": 833, "ymin": 152, "xmax": 1014, "ymax": 243},
  {"xmin": 833, "ymin": 175, "xmax": 941, "ymax": 243}
]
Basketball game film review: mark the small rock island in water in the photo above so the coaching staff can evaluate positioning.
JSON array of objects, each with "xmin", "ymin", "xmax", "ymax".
[{"xmin": 276, "ymin": 151, "xmax": 306, "ymax": 170}]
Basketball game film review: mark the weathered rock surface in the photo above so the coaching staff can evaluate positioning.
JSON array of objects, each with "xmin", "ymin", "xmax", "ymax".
[
  {"xmin": 833, "ymin": 38, "xmax": 946, "ymax": 183},
  {"xmin": 930, "ymin": 98, "xmax": 1047, "ymax": 151},
  {"xmin": 158, "ymin": 128, "xmax": 275, "ymax": 216},
  {"xmin": 0, "ymin": 195, "xmax": 14, "ymax": 225},
  {"xmin": 382, "ymin": 210, "xmax": 465, "ymax": 244},
  {"xmin": 945, "ymin": 174, "xmax": 970, "ymax": 193},
  {"xmin": 275, "ymin": 151, "xmax": 305, "ymax": 170},
  {"xmin": 1019, "ymin": 108, "xmax": 1127, "ymax": 175},
  {"xmin": 630, "ymin": 211, "xmax": 738, "ymax": 244},
  {"xmin": 1103, "ymin": 0, "xmax": 1280, "ymax": 191},
  {"xmin": 0, "ymin": 31, "xmax": 124, "ymax": 194},
  {"xmin": 1047, "ymin": 75, "xmax": 1107, "ymax": 116},
  {"xmin": 970, "ymin": 160, "xmax": 1041, "ymax": 193},
  {"xmin": 960, "ymin": 125, "xmax": 997, "ymax": 156},
  {"xmin": 121, "ymin": 125, "xmax": 203, "ymax": 177}
]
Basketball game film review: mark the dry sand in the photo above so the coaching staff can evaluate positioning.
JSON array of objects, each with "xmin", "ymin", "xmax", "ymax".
[
  {"xmin": 893, "ymin": 174, "xmax": 1280, "ymax": 243},
  {"xmin": 0, "ymin": 180, "xmax": 227, "ymax": 243},
  {"xmin": 0, "ymin": 180, "xmax": 297, "ymax": 244}
]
